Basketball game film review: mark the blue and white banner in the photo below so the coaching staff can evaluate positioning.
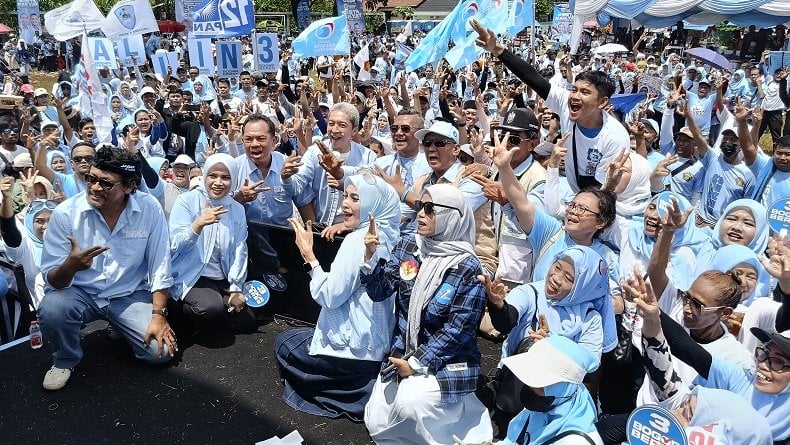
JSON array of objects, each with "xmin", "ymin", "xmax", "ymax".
[
  {"xmin": 254, "ymin": 33, "xmax": 280, "ymax": 73},
  {"xmin": 17, "ymin": 0, "xmax": 40, "ymax": 45},
  {"xmin": 216, "ymin": 40, "xmax": 243, "ymax": 78},
  {"xmin": 101, "ymin": 0, "xmax": 159, "ymax": 41},
  {"xmin": 551, "ymin": 4, "xmax": 573, "ymax": 43},
  {"xmin": 43, "ymin": 0, "xmax": 104, "ymax": 41},
  {"xmin": 294, "ymin": 0, "xmax": 311, "ymax": 32},
  {"xmin": 292, "ymin": 15, "xmax": 350, "ymax": 59},
  {"xmin": 116, "ymin": 34, "xmax": 146, "ymax": 66},
  {"xmin": 87, "ymin": 38, "xmax": 117, "ymax": 69},
  {"xmin": 151, "ymin": 51, "xmax": 179, "ymax": 77},
  {"xmin": 336, "ymin": 0, "xmax": 365, "ymax": 35},
  {"xmin": 175, "ymin": 0, "xmax": 203, "ymax": 24},
  {"xmin": 79, "ymin": 32, "xmax": 113, "ymax": 143},
  {"xmin": 507, "ymin": 0, "xmax": 534, "ymax": 37},
  {"xmin": 188, "ymin": 38, "xmax": 215, "ymax": 75},
  {"xmin": 191, "ymin": 0, "xmax": 254, "ymax": 38}
]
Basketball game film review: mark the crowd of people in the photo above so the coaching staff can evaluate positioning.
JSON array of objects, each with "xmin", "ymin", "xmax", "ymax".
[{"xmin": 1, "ymin": 15, "xmax": 790, "ymax": 445}]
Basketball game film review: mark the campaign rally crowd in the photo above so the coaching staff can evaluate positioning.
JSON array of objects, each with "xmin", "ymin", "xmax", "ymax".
[{"xmin": 2, "ymin": 4, "xmax": 790, "ymax": 444}]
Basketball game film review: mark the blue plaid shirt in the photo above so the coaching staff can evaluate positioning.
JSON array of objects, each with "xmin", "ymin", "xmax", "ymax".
[{"xmin": 362, "ymin": 235, "xmax": 486, "ymax": 405}]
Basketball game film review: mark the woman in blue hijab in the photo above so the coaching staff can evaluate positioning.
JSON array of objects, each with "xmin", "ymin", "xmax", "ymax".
[
  {"xmin": 275, "ymin": 172, "xmax": 401, "ymax": 422},
  {"xmin": 711, "ymin": 199, "xmax": 769, "ymax": 254},
  {"xmin": 726, "ymin": 69, "xmax": 753, "ymax": 102},
  {"xmin": 190, "ymin": 76, "xmax": 216, "ymax": 104},
  {"xmin": 498, "ymin": 335, "xmax": 602, "ymax": 444}
]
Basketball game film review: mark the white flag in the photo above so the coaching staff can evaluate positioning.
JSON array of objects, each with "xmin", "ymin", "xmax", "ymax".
[
  {"xmin": 78, "ymin": 32, "xmax": 113, "ymax": 144},
  {"xmin": 354, "ymin": 42, "xmax": 371, "ymax": 81},
  {"xmin": 396, "ymin": 21, "xmax": 413, "ymax": 44},
  {"xmin": 43, "ymin": 0, "xmax": 104, "ymax": 42},
  {"xmin": 101, "ymin": 0, "xmax": 159, "ymax": 40}
]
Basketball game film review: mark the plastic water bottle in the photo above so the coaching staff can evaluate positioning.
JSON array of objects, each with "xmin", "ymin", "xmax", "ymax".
[{"xmin": 30, "ymin": 320, "xmax": 43, "ymax": 349}]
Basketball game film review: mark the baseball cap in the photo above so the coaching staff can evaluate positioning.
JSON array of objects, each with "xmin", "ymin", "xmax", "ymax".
[
  {"xmin": 721, "ymin": 126, "xmax": 739, "ymax": 137},
  {"xmin": 138, "ymin": 86, "xmax": 157, "ymax": 98},
  {"xmin": 751, "ymin": 328, "xmax": 790, "ymax": 358},
  {"xmin": 641, "ymin": 118, "xmax": 659, "ymax": 135},
  {"xmin": 501, "ymin": 335, "xmax": 598, "ymax": 389},
  {"xmin": 172, "ymin": 154, "xmax": 196, "ymax": 167},
  {"xmin": 34, "ymin": 87, "xmax": 50, "ymax": 97},
  {"xmin": 20, "ymin": 84, "xmax": 34, "ymax": 94},
  {"xmin": 41, "ymin": 121, "xmax": 59, "ymax": 130},
  {"xmin": 497, "ymin": 108, "xmax": 540, "ymax": 133},
  {"xmin": 12, "ymin": 153, "xmax": 33, "ymax": 168},
  {"xmin": 414, "ymin": 120, "xmax": 460, "ymax": 144},
  {"xmin": 678, "ymin": 127, "xmax": 694, "ymax": 139},
  {"xmin": 459, "ymin": 143, "xmax": 474, "ymax": 159}
]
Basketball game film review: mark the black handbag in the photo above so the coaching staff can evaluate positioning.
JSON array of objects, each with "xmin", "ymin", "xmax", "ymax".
[{"xmin": 611, "ymin": 313, "xmax": 634, "ymax": 364}]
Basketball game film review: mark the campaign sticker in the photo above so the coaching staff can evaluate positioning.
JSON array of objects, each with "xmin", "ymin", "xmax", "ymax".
[
  {"xmin": 243, "ymin": 280, "xmax": 270, "ymax": 307},
  {"xmin": 399, "ymin": 260, "xmax": 418, "ymax": 280},
  {"xmin": 626, "ymin": 405, "xmax": 687, "ymax": 445},
  {"xmin": 434, "ymin": 283, "xmax": 455, "ymax": 305},
  {"xmin": 767, "ymin": 199, "xmax": 790, "ymax": 234},
  {"xmin": 261, "ymin": 273, "xmax": 288, "ymax": 292}
]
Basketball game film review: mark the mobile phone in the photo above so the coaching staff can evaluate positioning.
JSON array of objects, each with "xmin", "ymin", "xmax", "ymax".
[{"xmin": 186, "ymin": 104, "xmax": 201, "ymax": 112}]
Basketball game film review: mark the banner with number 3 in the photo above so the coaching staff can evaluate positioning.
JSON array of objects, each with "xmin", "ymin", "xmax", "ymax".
[{"xmin": 254, "ymin": 32, "xmax": 280, "ymax": 73}]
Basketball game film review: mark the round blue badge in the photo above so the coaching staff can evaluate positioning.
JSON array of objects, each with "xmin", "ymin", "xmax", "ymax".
[
  {"xmin": 767, "ymin": 199, "xmax": 790, "ymax": 234},
  {"xmin": 626, "ymin": 405, "xmax": 687, "ymax": 445},
  {"xmin": 243, "ymin": 280, "xmax": 270, "ymax": 307},
  {"xmin": 261, "ymin": 273, "xmax": 288, "ymax": 292}
]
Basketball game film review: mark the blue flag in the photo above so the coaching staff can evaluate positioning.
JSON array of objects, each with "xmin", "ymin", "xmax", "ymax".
[
  {"xmin": 507, "ymin": 0, "xmax": 534, "ymax": 37},
  {"xmin": 190, "ymin": 0, "xmax": 254, "ymax": 38},
  {"xmin": 292, "ymin": 15, "xmax": 350, "ymax": 58},
  {"xmin": 450, "ymin": 0, "xmax": 481, "ymax": 43},
  {"xmin": 471, "ymin": 0, "xmax": 510, "ymax": 36},
  {"xmin": 405, "ymin": 0, "xmax": 467, "ymax": 71}
]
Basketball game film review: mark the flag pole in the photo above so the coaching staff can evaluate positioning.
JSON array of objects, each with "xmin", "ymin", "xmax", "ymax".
[
  {"xmin": 530, "ymin": 0, "xmax": 536, "ymax": 64},
  {"xmin": 348, "ymin": 25, "xmax": 354, "ymax": 97}
]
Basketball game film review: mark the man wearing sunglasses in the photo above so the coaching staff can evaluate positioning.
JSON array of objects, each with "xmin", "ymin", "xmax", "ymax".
[
  {"xmin": 0, "ymin": 122, "xmax": 28, "ymax": 175},
  {"xmin": 37, "ymin": 145, "xmax": 175, "ymax": 391},
  {"xmin": 34, "ymin": 140, "xmax": 95, "ymax": 199}
]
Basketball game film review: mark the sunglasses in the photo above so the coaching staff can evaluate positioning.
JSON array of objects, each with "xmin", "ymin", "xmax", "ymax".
[
  {"xmin": 72, "ymin": 155, "xmax": 95, "ymax": 164},
  {"xmin": 755, "ymin": 345, "xmax": 790, "ymax": 372},
  {"xmin": 85, "ymin": 173, "xmax": 121, "ymax": 190},
  {"xmin": 422, "ymin": 139, "xmax": 452, "ymax": 148},
  {"xmin": 28, "ymin": 199, "xmax": 57, "ymax": 213},
  {"xmin": 391, "ymin": 125, "xmax": 412, "ymax": 133},
  {"xmin": 415, "ymin": 200, "xmax": 462, "ymax": 217},
  {"xmin": 2, "ymin": 128, "xmax": 19, "ymax": 134},
  {"xmin": 678, "ymin": 290, "xmax": 725, "ymax": 313}
]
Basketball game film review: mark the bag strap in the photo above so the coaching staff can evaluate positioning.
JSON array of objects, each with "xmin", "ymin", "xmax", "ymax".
[
  {"xmin": 534, "ymin": 228, "xmax": 564, "ymax": 271},
  {"xmin": 669, "ymin": 156, "xmax": 697, "ymax": 177},
  {"xmin": 544, "ymin": 430, "xmax": 598, "ymax": 445},
  {"xmin": 513, "ymin": 284, "xmax": 541, "ymax": 354}
]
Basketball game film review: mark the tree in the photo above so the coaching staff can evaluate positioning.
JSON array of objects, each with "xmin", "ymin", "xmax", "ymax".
[
  {"xmin": 391, "ymin": 6, "xmax": 414, "ymax": 19},
  {"xmin": 536, "ymin": 0, "xmax": 553, "ymax": 22}
]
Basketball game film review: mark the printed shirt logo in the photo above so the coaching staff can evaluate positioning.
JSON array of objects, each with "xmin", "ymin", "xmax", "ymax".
[
  {"xmin": 434, "ymin": 283, "xmax": 455, "ymax": 304},
  {"xmin": 399, "ymin": 260, "xmax": 418, "ymax": 280}
]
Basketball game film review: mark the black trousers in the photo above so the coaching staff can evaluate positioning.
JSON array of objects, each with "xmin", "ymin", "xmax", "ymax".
[
  {"xmin": 175, "ymin": 276, "xmax": 256, "ymax": 332},
  {"xmin": 758, "ymin": 108, "xmax": 784, "ymax": 142}
]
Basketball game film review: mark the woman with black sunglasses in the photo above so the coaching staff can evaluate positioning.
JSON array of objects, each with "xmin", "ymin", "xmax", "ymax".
[{"xmin": 363, "ymin": 184, "xmax": 492, "ymax": 444}]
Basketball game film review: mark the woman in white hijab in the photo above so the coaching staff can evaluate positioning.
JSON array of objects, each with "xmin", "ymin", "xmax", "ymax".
[{"xmin": 363, "ymin": 184, "xmax": 493, "ymax": 445}]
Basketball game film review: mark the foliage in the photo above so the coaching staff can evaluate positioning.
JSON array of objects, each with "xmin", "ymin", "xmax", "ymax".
[
  {"xmin": 536, "ymin": 0, "xmax": 553, "ymax": 22},
  {"xmin": 391, "ymin": 6, "xmax": 414, "ymax": 19}
]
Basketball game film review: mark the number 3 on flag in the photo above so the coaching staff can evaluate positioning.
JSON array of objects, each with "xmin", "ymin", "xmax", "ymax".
[{"xmin": 255, "ymin": 33, "xmax": 280, "ymax": 73}]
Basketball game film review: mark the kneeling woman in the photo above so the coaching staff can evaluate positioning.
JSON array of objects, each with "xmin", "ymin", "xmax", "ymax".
[
  {"xmin": 169, "ymin": 153, "xmax": 254, "ymax": 331},
  {"xmin": 363, "ymin": 184, "xmax": 492, "ymax": 445},
  {"xmin": 275, "ymin": 173, "xmax": 401, "ymax": 422}
]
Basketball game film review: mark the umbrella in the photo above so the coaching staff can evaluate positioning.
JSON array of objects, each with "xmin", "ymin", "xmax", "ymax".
[
  {"xmin": 686, "ymin": 47, "xmax": 733, "ymax": 72},
  {"xmin": 0, "ymin": 24, "xmax": 12, "ymax": 33},
  {"xmin": 158, "ymin": 20, "xmax": 186, "ymax": 33},
  {"xmin": 594, "ymin": 43, "xmax": 628, "ymax": 54}
]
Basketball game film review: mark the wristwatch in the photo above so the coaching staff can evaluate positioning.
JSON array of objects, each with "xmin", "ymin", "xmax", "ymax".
[
  {"xmin": 152, "ymin": 308, "xmax": 169, "ymax": 317},
  {"xmin": 302, "ymin": 259, "xmax": 320, "ymax": 273}
]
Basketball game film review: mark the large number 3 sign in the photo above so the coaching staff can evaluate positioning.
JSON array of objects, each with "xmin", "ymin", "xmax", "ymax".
[{"xmin": 255, "ymin": 33, "xmax": 280, "ymax": 73}]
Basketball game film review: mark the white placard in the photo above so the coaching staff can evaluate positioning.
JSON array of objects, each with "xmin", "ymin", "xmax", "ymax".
[
  {"xmin": 88, "ymin": 37, "xmax": 117, "ymax": 69},
  {"xmin": 188, "ymin": 38, "xmax": 215, "ymax": 76},
  {"xmin": 115, "ymin": 34, "xmax": 146, "ymax": 66},
  {"xmin": 216, "ymin": 41, "xmax": 243, "ymax": 78},
  {"xmin": 151, "ymin": 51, "xmax": 179, "ymax": 77},
  {"xmin": 254, "ymin": 32, "xmax": 280, "ymax": 73}
]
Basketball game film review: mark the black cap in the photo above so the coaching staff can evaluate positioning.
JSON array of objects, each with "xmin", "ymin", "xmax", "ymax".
[
  {"xmin": 497, "ymin": 108, "xmax": 540, "ymax": 133},
  {"xmin": 751, "ymin": 328, "xmax": 790, "ymax": 358}
]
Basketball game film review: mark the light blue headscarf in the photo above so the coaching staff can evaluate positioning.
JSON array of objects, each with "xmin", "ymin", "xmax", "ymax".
[
  {"xmin": 190, "ymin": 75, "xmax": 216, "ymax": 103},
  {"xmin": 708, "ymin": 244, "xmax": 770, "ymax": 308},
  {"xmin": 24, "ymin": 199, "xmax": 57, "ymax": 265},
  {"xmin": 537, "ymin": 246, "xmax": 617, "ymax": 355},
  {"xmin": 687, "ymin": 387, "xmax": 772, "ymax": 445},
  {"xmin": 629, "ymin": 192, "xmax": 716, "ymax": 290},
  {"xmin": 502, "ymin": 335, "xmax": 600, "ymax": 445},
  {"xmin": 343, "ymin": 172, "xmax": 401, "ymax": 251},
  {"xmin": 711, "ymin": 199, "xmax": 769, "ymax": 254},
  {"xmin": 46, "ymin": 150, "xmax": 72, "ymax": 175},
  {"xmin": 727, "ymin": 69, "xmax": 752, "ymax": 100}
]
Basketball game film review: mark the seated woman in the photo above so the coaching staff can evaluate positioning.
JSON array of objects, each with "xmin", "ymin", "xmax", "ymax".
[
  {"xmin": 275, "ymin": 172, "xmax": 401, "ymax": 422},
  {"xmin": 169, "ymin": 153, "xmax": 253, "ymax": 332},
  {"xmin": 710, "ymin": 199, "xmax": 769, "ymax": 254},
  {"xmin": 495, "ymin": 335, "xmax": 603, "ymax": 445},
  {"xmin": 363, "ymin": 184, "xmax": 492, "ymax": 445},
  {"xmin": 623, "ymin": 273, "xmax": 775, "ymax": 444}
]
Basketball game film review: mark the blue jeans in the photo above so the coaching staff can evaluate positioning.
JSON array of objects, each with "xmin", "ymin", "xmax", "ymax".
[{"xmin": 37, "ymin": 287, "xmax": 172, "ymax": 369}]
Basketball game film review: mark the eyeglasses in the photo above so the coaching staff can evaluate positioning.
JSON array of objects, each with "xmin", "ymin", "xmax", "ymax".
[
  {"xmin": 28, "ymin": 199, "xmax": 57, "ymax": 213},
  {"xmin": 2, "ymin": 128, "xmax": 19, "ymax": 134},
  {"xmin": 391, "ymin": 125, "xmax": 412, "ymax": 133},
  {"xmin": 566, "ymin": 202, "xmax": 600, "ymax": 217},
  {"xmin": 85, "ymin": 173, "xmax": 121, "ymax": 190},
  {"xmin": 72, "ymin": 155, "xmax": 95, "ymax": 164},
  {"xmin": 755, "ymin": 345, "xmax": 790, "ymax": 372},
  {"xmin": 678, "ymin": 290, "xmax": 725, "ymax": 313},
  {"xmin": 422, "ymin": 139, "xmax": 452, "ymax": 148},
  {"xmin": 415, "ymin": 200, "xmax": 463, "ymax": 217}
]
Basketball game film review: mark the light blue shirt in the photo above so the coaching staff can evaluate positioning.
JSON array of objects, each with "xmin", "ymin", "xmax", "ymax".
[
  {"xmin": 41, "ymin": 191, "xmax": 173, "ymax": 304},
  {"xmin": 53, "ymin": 172, "xmax": 86, "ymax": 198},
  {"xmin": 374, "ymin": 151, "xmax": 432, "ymax": 234},
  {"xmin": 233, "ymin": 153, "xmax": 297, "ymax": 226},
  {"xmin": 416, "ymin": 160, "xmax": 488, "ymax": 211},
  {"xmin": 292, "ymin": 141, "xmax": 377, "ymax": 225},
  {"xmin": 168, "ymin": 189, "xmax": 248, "ymax": 299},
  {"xmin": 697, "ymin": 148, "xmax": 756, "ymax": 224},
  {"xmin": 750, "ymin": 152, "xmax": 790, "ymax": 210}
]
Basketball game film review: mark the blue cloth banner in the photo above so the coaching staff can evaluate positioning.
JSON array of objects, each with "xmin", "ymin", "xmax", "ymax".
[
  {"xmin": 292, "ymin": 15, "xmax": 350, "ymax": 58},
  {"xmin": 190, "ymin": 0, "xmax": 254, "ymax": 38},
  {"xmin": 405, "ymin": 0, "xmax": 467, "ymax": 71},
  {"xmin": 17, "ymin": 0, "xmax": 40, "ymax": 44},
  {"xmin": 336, "ymin": 0, "xmax": 365, "ymax": 35},
  {"xmin": 603, "ymin": 0, "xmax": 658, "ymax": 20},
  {"xmin": 551, "ymin": 4, "xmax": 573, "ymax": 44},
  {"xmin": 508, "ymin": 0, "xmax": 534, "ymax": 37},
  {"xmin": 294, "ymin": 0, "xmax": 311, "ymax": 32}
]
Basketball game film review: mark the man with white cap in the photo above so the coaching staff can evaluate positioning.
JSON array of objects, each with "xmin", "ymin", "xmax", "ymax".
[{"xmin": 162, "ymin": 154, "xmax": 196, "ymax": 218}]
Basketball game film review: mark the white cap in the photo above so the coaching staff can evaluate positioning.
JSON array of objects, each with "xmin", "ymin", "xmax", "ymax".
[
  {"xmin": 501, "ymin": 336, "xmax": 592, "ymax": 388},
  {"xmin": 459, "ymin": 143, "xmax": 474, "ymax": 158},
  {"xmin": 414, "ymin": 121, "xmax": 460, "ymax": 144},
  {"xmin": 138, "ymin": 86, "xmax": 157, "ymax": 98},
  {"xmin": 172, "ymin": 154, "xmax": 196, "ymax": 166}
]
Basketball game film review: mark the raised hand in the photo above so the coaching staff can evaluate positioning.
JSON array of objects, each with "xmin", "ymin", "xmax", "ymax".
[
  {"xmin": 288, "ymin": 218, "xmax": 316, "ymax": 263},
  {"xmin": 195, "ymin": 200, "xmax": 229, "ymax": 230},
  {"xmin": 470, "ymin": 174, "xmax": 508, "ymax": 205},
  {"xmin": 364, "ymin": 213, "xmax": 379, "ymax": 261},
  {"xmin": 64, "ymin": 235, "xmax": 109, "ymax": 273},
  {"xmin": 652, "ymin": 153, "xmax": 679, "ymax": 179},
  {"xmin": 548, "ymin": 134, "xmax": 569, "ymax": 169},
  {"xmin": 760, "ymin": 234, "xmax": 790, "ymax": 285},
  {"xmin": 622, "ymin": 265, "xmax": 661, "ymax": 338},
  {"xmin": 281, "ymin": 151, "xmax": 303, "ymax": 180},
  {"xmin": 472, "ymin": 20, "xmax": 498, "ymax": 53},
  {"xmin": 477, "ymin": 274, "xmax": 509, "ymax": 309},
  {"xmin": 374, "ymin": 164, "xmax": 405, "ymax": 195},
  {"xmin": 489, "ymin": 129, "xmax": 517, "ymax": 169},
  {"xmin": 234, "ymin": 178, "xmax": 270, "ymax": 204},
  {"xmin": 19, "ymin": 168, "xmax": 39, "ymax": 192},
  {"xmin": 316, "ymin": 140, "xmax": 344, "ymax": 180},
  {"xmin": 733, "ymin": 97, "xmax": 750, "ymax": 122},
  {"xmin": 528, "ymin": 313, "xmax": 550, "ymax": 341},
  {"xmin": 659, "ymin": 196, "xmax": 692, "ymax": 233},
  {"xmin": 603, "ymin": 149, "xmax": 631, "ymax": 192}
]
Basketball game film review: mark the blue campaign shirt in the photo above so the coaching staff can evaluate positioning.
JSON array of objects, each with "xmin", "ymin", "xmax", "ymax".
[
  {"xmin": 233, "ymin": 153, "xmax": 297, "ymax": 226},
  {"xmin": 374, "ymin": 151, "xmax": 432, "ymax": 234},
  {"xmin": 53, "ymin": 172, "xmax": 86, "ymax": 198},
  {"xmin": 41, "ymin": 191, "xmax": 173, "ymax": 304},
  {"xmin": 168, "ymin": 189, "xmax": 248, "ymax": 299},
  {"xmin": 697, "ymin": 148, "xmax": 756, "ymax": 224},
  {"xmin": 415, "ymin": 160, "xmax": 488, "ymax": 212},
  {"xmin": 750, "ymin": 152, "xmax": 790, "ymax": 208},
  {"xmin": 292, "ymin": 141, "xmax": 377, "ymax": 225},
  {"xmin": 686, "ymin": 91, "xmax": 717, "ymax": 136}
]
